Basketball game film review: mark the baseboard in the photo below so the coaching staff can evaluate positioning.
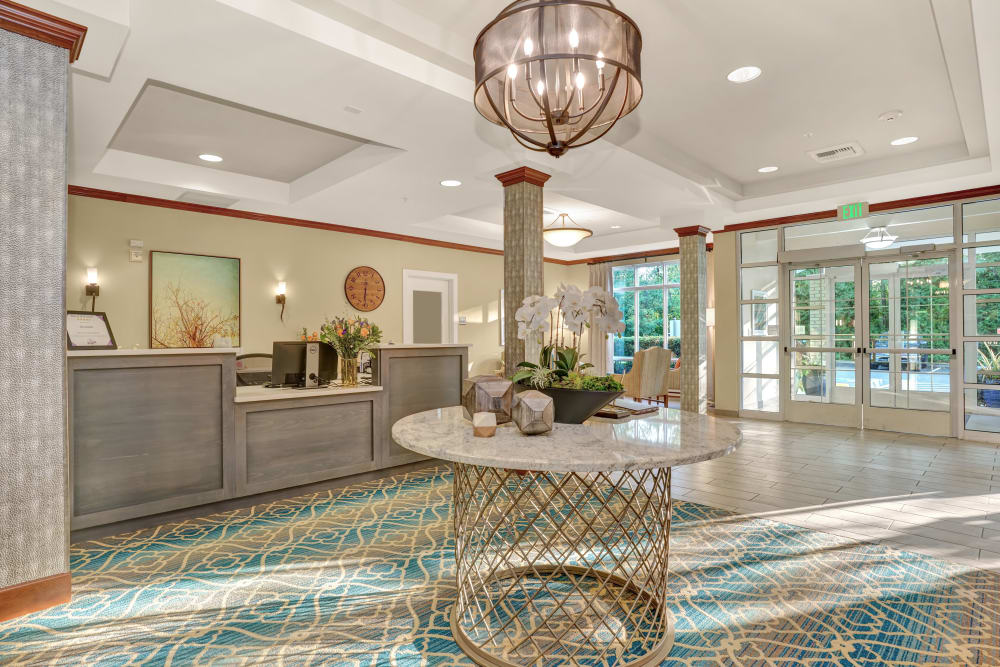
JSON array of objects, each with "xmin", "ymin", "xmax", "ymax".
[{"xmin": 0, "ymin": 572, "xmax": 71, "ymax": 622}]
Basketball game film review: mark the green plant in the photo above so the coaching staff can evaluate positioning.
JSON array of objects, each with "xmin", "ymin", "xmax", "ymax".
[
  {"xmin": 314, "ymin": 315, "xmax": 383, "ymax": 359},
  {"xmin": 512, "ymin": 362, "xmax": 557, "ymax": 389},
  {"xmin": 579, "ymin": 375, "xmax": 624, "ymax": 392}
]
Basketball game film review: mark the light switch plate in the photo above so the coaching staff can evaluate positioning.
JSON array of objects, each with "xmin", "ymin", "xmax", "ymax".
[{"xmin": 129, "ymin": 249, "xmax": 143, "ymax": 263}]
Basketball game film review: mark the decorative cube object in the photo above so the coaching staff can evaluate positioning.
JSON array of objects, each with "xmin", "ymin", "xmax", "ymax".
[
  {"xmin": 462, "ymin": 375, "xmax": 513, "ymax": 424},
  {"xmin": 472, "ymin": 412, "xmax": 497, "ymax": 437},
  {"xmin": 512, "ymin": 390, "xmax": 554, "ymax": 435}
]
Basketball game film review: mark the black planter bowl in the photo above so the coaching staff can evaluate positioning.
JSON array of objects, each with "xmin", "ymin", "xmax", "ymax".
[{"xmin": 514, "ymin": 384, "xmax": 624, "ymax": 424}]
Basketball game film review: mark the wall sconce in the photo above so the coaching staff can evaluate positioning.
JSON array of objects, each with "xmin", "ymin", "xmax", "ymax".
[
  {"xmin": 85, "ymin": 267, "xmax": 100, "ymax": 312},
  {"xmin": 275, "ymin": 281, "xmax": 287, "ymax": 322},
  {"xmin": 705, "ymin": 307, "xmax": 716, "ymax": 328}
]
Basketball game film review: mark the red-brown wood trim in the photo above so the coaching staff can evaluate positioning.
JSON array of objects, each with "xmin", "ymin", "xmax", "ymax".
[
  {"xmin": 494, "ymin": 166, "xmax": 551, "ymax": 188},
  {"xmin": 722, "ymin": 183, "xmax": 1000, "ymax": 234},
  {"xmin": 0, "ymin": 572, "xmax": 70, "ymax": 622},
  {"xmin": 66, "ymin": 185, "xmax": 585, "ymax": 265},
  {"xmin": 674, "ymin": 225, "xmax": 711, "ymax": 238},
  {"xmin": 0, "ymin": 1, "xmax": 86, "ymax": 62}
]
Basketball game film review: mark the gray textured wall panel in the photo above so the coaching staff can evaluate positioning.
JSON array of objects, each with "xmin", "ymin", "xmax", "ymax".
[{"xmin": 0, "ymin": 30, "xmax": 69, "ymax": 588}]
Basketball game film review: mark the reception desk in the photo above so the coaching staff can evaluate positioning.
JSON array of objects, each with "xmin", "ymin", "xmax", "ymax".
[{"xmin": 67, "ymin": 344, "xmax": 468, "ymax": 536}]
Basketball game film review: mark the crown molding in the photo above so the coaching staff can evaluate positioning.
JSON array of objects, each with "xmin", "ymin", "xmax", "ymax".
[
  {"xmin": 495, "ymin": 166, "xmax": 552, "ymax": 188},
  {"xmin": 0, "ymin": 1, "xmax": 87, "ymax": 62},
  {"xmin": 673, "ymin": 225, "xmax": 711, "ymax": 238}
]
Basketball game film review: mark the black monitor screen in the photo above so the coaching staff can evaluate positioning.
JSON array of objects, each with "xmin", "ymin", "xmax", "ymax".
[{"xmin": 271, "ymin": 341, "xmax": 306, "ymax": 386}]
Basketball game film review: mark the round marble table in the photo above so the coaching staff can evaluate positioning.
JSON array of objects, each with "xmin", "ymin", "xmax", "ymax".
[{"xmin": 392, "ymin": 406, "xmax": 742, "ymax": 667}]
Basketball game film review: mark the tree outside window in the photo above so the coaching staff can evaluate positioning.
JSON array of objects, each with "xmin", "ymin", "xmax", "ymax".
[{"xmin": 612, "ymin": 261, "xmax": 681, "ymax": 373}]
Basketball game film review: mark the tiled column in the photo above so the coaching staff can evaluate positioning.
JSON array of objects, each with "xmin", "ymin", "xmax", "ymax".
[
  {"xmin": 675, "ymin": 225, "xmax": 710, "ymax": 413},
  {"xmin": 0, "ymin": 3, "xmax": 85, "ymax": 620},
  {"xmin": 496, "ymin": 167, "xmax": 550, "ymax": 374}
]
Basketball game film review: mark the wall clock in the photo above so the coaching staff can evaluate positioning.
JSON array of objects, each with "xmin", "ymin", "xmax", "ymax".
[{"xmin": 345, "ymin": 266, "xmax": 385, "ymax": 312}]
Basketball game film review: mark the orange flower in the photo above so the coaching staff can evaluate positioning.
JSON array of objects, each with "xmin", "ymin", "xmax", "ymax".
[{"xmin": 360, "ymin": 327, "xmax": 370, "ymax": 336}]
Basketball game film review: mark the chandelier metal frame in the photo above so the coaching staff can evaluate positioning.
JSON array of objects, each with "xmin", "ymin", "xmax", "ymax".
[{"xmin": 474, "ymin": 0, "xmax": 643, "ymax": 157}]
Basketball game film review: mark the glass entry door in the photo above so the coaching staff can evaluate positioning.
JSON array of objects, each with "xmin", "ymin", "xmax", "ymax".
[
  {"xmin": 862, "ymin": 256, "xmax": 953, "ymax": 435},
  {"xmin": 785, "ymin": 262, "xmax": 862, "ymax": 427},
  {"xmin": 783, "ymin": 254, "xmax": 955, "ymax": 435}
]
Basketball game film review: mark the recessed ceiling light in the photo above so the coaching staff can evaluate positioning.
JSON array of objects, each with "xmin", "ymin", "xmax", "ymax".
[
  {"xmin": 198, "ymin": 154, "xmax": 223, "ymax": 162},
  {"xmin": 890, "ymin": 136, "xmax": 918, "ymax": 146},
  {"xmin": 726, "ymin": 66, "xmax": 762, "ymax": 84},
  {"xmin": 610, "ymin": 225, "xmax": 622, "ymax": 229},
  {"xmin": 757, "ymin": 165, "xmax": 779, "ymax": 173},
  {"xmin": 440, "ymin": 179, "xmax": 462, "ymax": 187}
]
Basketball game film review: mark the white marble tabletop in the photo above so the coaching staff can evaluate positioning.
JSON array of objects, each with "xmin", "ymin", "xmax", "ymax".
[{"xmin": 391, "ymin": 406, "xmax": 742, "ymax": 473}]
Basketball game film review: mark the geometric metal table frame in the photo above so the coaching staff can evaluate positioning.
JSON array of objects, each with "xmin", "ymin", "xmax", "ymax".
[{"xmin": 451, "ymin": 464, "xmax": 674, "ymax": 666}]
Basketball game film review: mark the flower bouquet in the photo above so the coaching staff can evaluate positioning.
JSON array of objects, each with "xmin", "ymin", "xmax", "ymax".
[
  {"xmin": 511, "ymin": 284, "xmax": 627, "ymax": 423},
  {"xmin": 304, "ymin": 315, "xmax": 382, "ymax": 386}
]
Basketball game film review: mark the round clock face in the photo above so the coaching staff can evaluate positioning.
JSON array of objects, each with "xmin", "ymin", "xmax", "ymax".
[{"xmin": 345, "ymin": 266, "xmax": 385, "ymax": 312}]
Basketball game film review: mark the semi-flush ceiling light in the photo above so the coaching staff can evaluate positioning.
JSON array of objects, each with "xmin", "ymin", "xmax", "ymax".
[
  {"xmin": 198, "ymin": 153, "xmax": 223, "ymax": 162},
  {"xmin": 473, "ymin": 0, "xmax": 643, "ymax": 158},
  {"xmin": 543, "ymin": 213, "xmax": 593, "ymax": 247},
  {"xmin": 727, "ymin": 66, "xmax": 762, "ymax": 83},
  {"xmin": 860, "ymin": 227, "xmax": 898, "ymax": 249},
  {"xmin": 890, "ymin": 136, "xmax": 918, "ymax": 146},
  {"xmin": 440, "ymin": 179, "xmax": 462, "ymax": 187},
  {"xmin": 757, "ymin": 165, "xmax": 779, "ymax": 173}
]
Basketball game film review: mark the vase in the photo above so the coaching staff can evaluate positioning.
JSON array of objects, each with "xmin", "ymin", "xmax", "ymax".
[
  {"xmin": 340, "ymin": 354, "xmax": 359, "ymax": 386},
  {"xmin": 513, "ymin": 384, "xmax": 624, "ymax": 424}
]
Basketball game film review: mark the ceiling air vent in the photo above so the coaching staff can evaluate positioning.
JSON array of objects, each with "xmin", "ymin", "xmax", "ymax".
[
  {"xmin": 176, "ymin": 191, "xmax": 240, "ymax": 208},
  {"xmin": 807, "ymin": 141, "xmax": 865, "ymax": 164}
]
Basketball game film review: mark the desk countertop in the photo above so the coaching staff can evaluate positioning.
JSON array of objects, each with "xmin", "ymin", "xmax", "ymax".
[
  {"xmin": 68, "ymin": 348, "xmax": 240, "ymax": 357},
  {"xmin": 235, "ymin": 383, "xmax": 383, "ymax": 403}
]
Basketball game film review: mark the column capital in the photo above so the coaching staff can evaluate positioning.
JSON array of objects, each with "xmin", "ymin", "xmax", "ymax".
[
  {"xmin": 674, "ymin": 225, "xmax": 711, "ymax": 238},
  {"xmin": 0, "ymin": 1, "xmax": 87, "ymax": 61},
  {"xmin": 495, "ymin": 167, "xmax": 551, "ymax": 188}
]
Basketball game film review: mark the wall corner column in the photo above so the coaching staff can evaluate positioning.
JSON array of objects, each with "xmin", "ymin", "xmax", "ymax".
[
  {"xmin": 496, "ymin": 167, "xmax": 550, "ymax": 374},
  {"xmin": 675, "ymin": 225, "xmax": 710, "ymax": 413},
  {"xmin": 0, "ymin": 0, "xmax": 86, "ymax": 621}
]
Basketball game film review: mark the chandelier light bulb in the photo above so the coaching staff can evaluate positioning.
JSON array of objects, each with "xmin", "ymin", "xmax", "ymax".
[
  {"xmin": 536, "ymin": 80, "xmax": 545, "ymax": 96},
  {"xmin": 568, "ymin": 29, "xmax": 579, "ymax": 48},
  {"xmin": 507, "ymin": 63, "xmax": 518, "ymax": 79},
  {"xmin": 523, "ymin": 37, "xmax": 534, "ymax": 56},
  {"xmin": 596, "ymin": 51, "xmax": 605, "ymax": 69},
  {"xmin": 575, "ymin": 71, "xmax": 586, "ymax": 88}
]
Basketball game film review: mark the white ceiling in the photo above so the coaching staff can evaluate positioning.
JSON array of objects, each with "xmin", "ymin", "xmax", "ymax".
[{"xmin": 28, "ymin": 0, "xmax": 1000, "ymax": 259}]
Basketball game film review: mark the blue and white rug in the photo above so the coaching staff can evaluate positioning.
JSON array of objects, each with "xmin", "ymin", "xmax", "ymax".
[{"xmin": 0, "ymin": 466, "xmax": 997, "ymax": 665}]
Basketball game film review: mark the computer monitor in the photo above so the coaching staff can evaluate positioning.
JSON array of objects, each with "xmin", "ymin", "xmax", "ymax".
[{"xmin": 269, "ymin": 341, "xmax": 338, "ymax": 387}]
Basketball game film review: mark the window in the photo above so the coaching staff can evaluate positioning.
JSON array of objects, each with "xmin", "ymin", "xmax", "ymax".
[
  {"xmin": 962, "ymin": 198, "xmax": 1000, "ymax": 433},
  {"xmin": 611, "ymin": 260, "xmax": 680, "ymax": 374},
  {"xmin": 739, "ymin": 229, "xmax": 780, "ymax": 413}
]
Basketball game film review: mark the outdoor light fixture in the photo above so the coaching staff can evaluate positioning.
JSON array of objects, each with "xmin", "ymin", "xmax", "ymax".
[
  {"xmin": 473, "ymin": 0, "xmax": 643, "ymax": 157},
  {"xmin": 542, "ymin": 213, "xmax": 593, "ymax": 247},
  {"xmin": 860, "ymin": 227, "xmax": 898, "ymax": 250},
  {"xmin": 85, "ymin": 267, "xmax": 100, "ymax": 311},
  {"xmin": 275, "ymin": 281, "xmax": 287, "ymax": 322}
]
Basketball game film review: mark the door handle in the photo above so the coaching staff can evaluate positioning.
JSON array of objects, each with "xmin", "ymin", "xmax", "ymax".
[
  {"xmin": 856, "ymin": 347, "xmax": 862, "ymax": 355},
  {"xmin": 952, "ymin": 348, "xmax": 957, "ymax": 356},
  {"xmin": 783, "ymin": 346, "xmax": 788, "ymax": 354}
]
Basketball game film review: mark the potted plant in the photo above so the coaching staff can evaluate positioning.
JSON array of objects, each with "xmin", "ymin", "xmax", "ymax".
[
  {"xmin": 977, "ymin": 343, "xmax": 1000, "ymax": 408},
  {"xmin": 510, "ymin": 284, "xmax": 626, "ymax": 423},
  {"xmin": 305, "ymin": 315, "xmax": 382, "ymax": 386}
]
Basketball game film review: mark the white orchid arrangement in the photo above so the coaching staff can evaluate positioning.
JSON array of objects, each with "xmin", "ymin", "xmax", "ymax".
[{"xmin": 512, "ymin": 284, "xmax": 626, "ymax": 389}]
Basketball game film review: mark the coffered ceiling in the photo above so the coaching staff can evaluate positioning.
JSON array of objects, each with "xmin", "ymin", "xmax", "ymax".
[{"xmin": 23, "ymin": 0, "xmax": 1000, "ymax": 259}]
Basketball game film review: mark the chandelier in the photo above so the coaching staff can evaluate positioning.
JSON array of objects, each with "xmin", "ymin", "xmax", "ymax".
[
  {"xmin": 860, "ymin": 227, "xmax": 898, "ymax": 250},
  {"xmin": 473, "ymin": 0, "xmax": 643, "ymax": 157},
  {"xmin": 542, "ymin": 213, "xmax": 593, "ymax": 246}
]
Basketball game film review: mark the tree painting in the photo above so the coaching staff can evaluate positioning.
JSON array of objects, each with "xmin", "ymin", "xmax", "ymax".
[{"xmin": 150, "ymin": 252, "xmax": 240, "ymax": 348}]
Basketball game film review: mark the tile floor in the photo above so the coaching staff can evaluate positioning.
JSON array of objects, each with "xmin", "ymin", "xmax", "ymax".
[{"xmin": 676, "ymin": 416, "xmax": 1000, "ymax": 572}]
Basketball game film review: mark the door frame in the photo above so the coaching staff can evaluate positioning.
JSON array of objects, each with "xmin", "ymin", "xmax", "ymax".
[{"xmin": 402, "ymin": 269, "xmax": 458, "ymax": 344}]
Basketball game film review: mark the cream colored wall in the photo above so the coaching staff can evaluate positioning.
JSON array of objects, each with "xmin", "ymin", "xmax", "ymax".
[
  {"xmin": 67, "ymin": 195, "xmax": 590, "ymax": 373},
  {"xmin": 712, "ymin": 231, "xmax": 739, "ymax": 413}
]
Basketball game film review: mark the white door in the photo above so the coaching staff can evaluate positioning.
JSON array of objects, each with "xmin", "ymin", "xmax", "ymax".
[
  {"xmin": 403, "ymin": 270, "xmax": 458, "ymax": 344},
  {"xmin": 861, "ymin": 254, "xmax": 954, "ymax": 436},
  {"xmin": 784, "ymin": 261, "xmax": 863, "ymax": 428}
]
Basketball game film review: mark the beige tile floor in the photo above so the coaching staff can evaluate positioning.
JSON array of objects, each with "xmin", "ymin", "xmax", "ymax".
[{"xmin": 676, "ymin": 415, "xmax": 1000, "ymax": 572}]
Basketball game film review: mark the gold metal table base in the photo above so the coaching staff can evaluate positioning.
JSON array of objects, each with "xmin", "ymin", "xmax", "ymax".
[{"xmin": 451, "ymin": 465, "xmax": 673, "ymax": 666}]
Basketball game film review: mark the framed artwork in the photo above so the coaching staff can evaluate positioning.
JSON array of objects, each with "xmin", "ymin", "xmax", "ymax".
[
  {"xmin": 66, "ymin": 310, "xmax": 117, "ymax": 350},
  {"xmin": 149, "ymin": 251, "xmax": 241, "ymax": 348}
]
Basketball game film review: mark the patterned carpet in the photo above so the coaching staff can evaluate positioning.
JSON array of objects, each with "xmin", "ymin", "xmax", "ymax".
[{"xmin": 1, "ymin": 466, "xmax": 998, "ymax": 666}]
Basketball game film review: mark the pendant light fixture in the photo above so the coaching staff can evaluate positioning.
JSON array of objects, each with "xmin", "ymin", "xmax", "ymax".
[
  {"xmin": 543, "ymin": 213, "xmax": 592, "ymax": 247},
  {"xmin": 473, "ymin": 0, "xmax": 643, "ymax": 157},
  {"xmin": 860, "ymin": 227, "xmax": 898, "ymax": 250}
]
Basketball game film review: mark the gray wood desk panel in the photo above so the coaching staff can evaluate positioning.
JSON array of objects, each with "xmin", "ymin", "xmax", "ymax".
[
  {"xmin": 384, "ymin": 353, "xmax": 464, "ymax": 462},
  {"xmin": 245, "ymin": 401, "xmax": 374, "ymax": 486},
  {"xmin": 72, "ymin": 364, "xmax": 224, "ymax": 516}
]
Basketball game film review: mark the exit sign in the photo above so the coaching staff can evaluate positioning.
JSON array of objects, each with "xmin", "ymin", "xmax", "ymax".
[{"xmin": 838, "ymin": 201, "xmax": 869, "ymax": 221}]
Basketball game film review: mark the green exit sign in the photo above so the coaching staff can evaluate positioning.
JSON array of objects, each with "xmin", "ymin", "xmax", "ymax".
[{"xmin": 838, "ymin": 201, "xmax": 869, "ymax": 221}]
